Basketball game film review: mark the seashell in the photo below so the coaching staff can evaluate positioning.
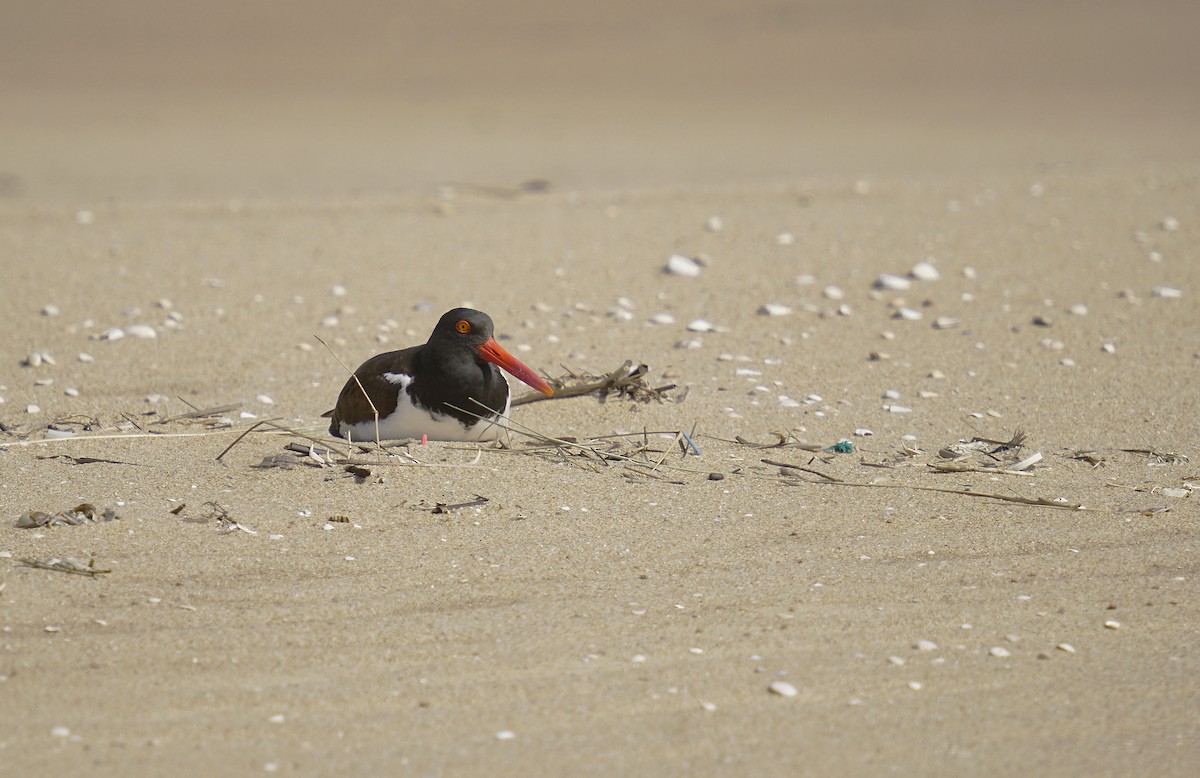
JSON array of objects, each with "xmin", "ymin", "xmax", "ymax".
[
  {"xmin": 1151, "ymin": 286, "xmax": 1182, "ymax": 299},
  {"xmin": 875, "ymin": 273, "xmax": 911, "ymax": 291},
  {"xmin": 757, "ymin": 303, "xmax": 792, "ymax": 317},
  {"xmin": 649, "ymin": 312, "xmax": 676, "ymax": 325},
  {"xmin": 910, "ymin": 261, "xmax": 940, "ymax": 282},
  {"xmin": 664, "ymin": 254, "xmax": 702, "ymax": 278},
  {"xmin": 125, "ymin": 324, "xmax": 157, "ymax": 339},
  {"xmin": 767, "ymin": 681, "xmax": 798, "ymax": 697}
]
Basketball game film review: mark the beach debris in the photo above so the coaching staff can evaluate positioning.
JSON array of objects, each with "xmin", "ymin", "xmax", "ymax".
[
  {"xmin": 649, "ymin": 312, "xmax": 676, "ymax": 325},
  {"xmin": 757, "ymin": 303, "xmax": 793, "ymax": 317},
  {"xmin": 875, "ymin": 273, "xmax": 912, "ymax": 291},
  {"xmin": 1151, "ymin": 286, "xmax": 1182, "ymax": 299},
  {"xmin": 1161, "ymin": 216, "xmax": 1180, "ymax": 231},
  {"xmin": 404, "ymin": 495, "xmax": 490, "ymax": 514},
  {"xmin": 893, "ymin": 306, "xmax": 922, "ymax": 321},
  {"xmin": 914, "ymin": 639, "xmax": 938, "ymax": 652},
  {"xmin": 1104, "ymin": 620, "xmax": 1121, "ymax": 630},
  {"xmin": 1056, "ymin": 643, "xmax": 1077, "ymax": 654},
  {"xmin": 125, "ymin": 324, "xmax": 157, "ymax": 339},
  {"xmin": 910, "ymin": 261, "xmax": 940, "ymax": 282},
  {"xmin": 767, "ymin": 681, "xmax": 798, "ymax": 698},
  {"xmin": 199, "ymin": 501, "xmax": 258, "ymax": 534},
  {"xmin": 17, "ymin": 557, "xmax": 111, "ymax": 576},
  {"xmin": 21, "ymin": 351, "xmax": 55, "ymax": 368},
  {"xmin": 988, "ymin": 646, "xmax": 1011, "ymax": 658},
  {"xmin": 16, "ymin": 502, "xmax": 119, "ymax": 528},
  {"xmin": 510, "ymin": 361, "xmax": 679, "ymax": 406},
  {"xmin": 705, "ymin": 215, "xmax": 723, "ymax": 232},
  {"xmin": 776, "ymin": 232, "xmax": 796, "ymax": 245},
  {"xmin": 932, "ymin": 316, "xmax": 961, "ymax": 330},
  {"xmin": 687, "ymin": 319, "xmax": 719, "ymax": 332},
  {"xmin": 664, "ymin": 254, "xmax": 702, "ymax": 278},
  {"xmin": 823, "ymin": 285, "xmax": 844, "ymax": 300}
]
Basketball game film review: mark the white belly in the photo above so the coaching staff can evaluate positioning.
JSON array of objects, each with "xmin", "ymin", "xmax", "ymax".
[{"xmin": 337, "ymin": 376, "xmax": 512, "ymax": 443}]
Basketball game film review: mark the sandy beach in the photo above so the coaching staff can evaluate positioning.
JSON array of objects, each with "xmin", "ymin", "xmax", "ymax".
[{"xmin": 2, "ymin": 2, "xmax": 1199, "ymax": 775}]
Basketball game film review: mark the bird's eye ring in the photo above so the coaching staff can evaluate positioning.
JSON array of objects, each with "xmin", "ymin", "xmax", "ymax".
[{"xmin": 456, "ymin": 320, "xmax": 471, "ymax": 333}]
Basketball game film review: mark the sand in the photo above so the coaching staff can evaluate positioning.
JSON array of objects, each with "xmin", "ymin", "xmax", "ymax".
[{"xmin": 2, "ymin": 1, "xmax": 1199, "ymax": 775}]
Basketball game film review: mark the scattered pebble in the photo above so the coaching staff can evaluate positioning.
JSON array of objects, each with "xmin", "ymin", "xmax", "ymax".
[
  {"xmin": 768, "ymin": 681, "xmax": 798, "ymax": 698},
  {"xmin": 888, "ymin": 655, "xmax": 906, "ymax": 666},
  {"xmin": 1101, "ymin": 342, "xmax": 1116, "ymax": 354},
  {"xmin": 1161, "ymin": 216, "xmax": 1180, "ymax": 232},
  {"xmin": 51, "ymin": 725, "xmax": 71, "ymax": 738},
  {"xmin": 988, "ymin": 646, "xmax": 1011, "ymax": 658},
  {"xmin": 664, "ymin": 254, "xmax": 702, "ymax": 278},
  {"xmin": 331, "ymin": 284, "xmax": 348, "ymax": 297},
  {"xmin": 705, "ymin": 216, "xmax": 723, "ymax": 232},
  {"xmin": 907, "ymin": 681, "xmax": 923, "ymax": 691},
  {"xmin": 757, "ymin": 303, "xmax": 792, "ymax": 317},
  {"xmin": 78, "ymin": 352, "xmax": 94, "ymax": 363},
  {"xmin": 914, "ymin": 640, "xmax": 938, "ymax": 652},
  {"xmin": 1068, "ymin": 303, "xmax": 1089, "ymax": 316},
  {"xmin": 1056, "ymin": 643, "xmax": 1076, "ymax": 654},
  {"xmin": 495, "ymin": 730, "xmax": 516, "ymax": 741},
  {"xmin": 1104, "ymin": 620, "xmax": 1121, "ymax": 630},
  {"xmin": 910, "ymin": 261, "xmax": 940, "ymax": 282},
  {"xmin": 823, "ymin": 285, "xmax": 844, "ymax": 300},
  {"xmin": 776, "ymin": 232, "xmax": 796, "ymax": 246},
  {"xmin": 26, "ymin": 403, "xmax": 41, "ymax": 414},
  {"xmin": 74, "ymin": 209, "xmax": 95, "ymax": 225},
  {"xmin": 41, "ymin": 303, "xmax": 60, "ymax": 317}
]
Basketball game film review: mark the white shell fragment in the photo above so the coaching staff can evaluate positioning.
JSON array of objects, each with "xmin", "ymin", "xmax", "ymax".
[
  {"xmin": 757, "ymin": 303, "xmax": 793, "ymax": 317},
  {"xmin": 914, "ymin": 639, "xmax": 938, "ymax": 652},
  {"xmin": 1056, "ymin": 643, "xmax": 1076, "ymax": 654},
  {"xmin": 42, "ymin": 303, "xmax": 61, "ymax": 316},
  {"xmin": 664, "ymin": 254, "xmax": 703, "ymax": 278},
  {"xmin": 776, "ymin": 232, "xmax": 796, "ymax": 246},
  {"xmin": 894, "ymin": 307, "xmax": 922, "ymax": 321},
  {"xmin": 1161, "ymin": 216, "xmax": 1180, "ymax": 231},
  {"xmin": 649, "ymin": 312, "xmax": 676, "ymax": 325},
  {"xmin": 875, "ymin": 273, "xmax": 912, "ymax": 291},
  {"xmin": 125, "ymin": 324, "xmax": 157, "ymax": 339},
  {"xmin": 768, "ymin": 681, "xmax": 798, "ymax": 698},
  {"xmin": 687, "ymin": 319, "xmax": 718, "ymax": 332},
  {"xmin": 989, "ymin": 646, "xmax": 1011, "ymax": 658},
  {"xmin": 932, "ymin": 316, "xmax": 961, "ymax": 330},
  {"xmin": 910, "ymin": 261, "xmax": 940, "ymax": 282},
  {"xmin": 1010, "ymin": 452, "xmax": 1043, "ymax": 471},
  {"xmin": 705, "ymin": 215, "xmax": 723, "ymax": 232},
  {"xmin": 1151, "ymin": 286, "xmax": 1182, "ymax": 299}
]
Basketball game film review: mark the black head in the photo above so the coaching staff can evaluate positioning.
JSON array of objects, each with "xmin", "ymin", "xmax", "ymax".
[{"xmin": 427, "ymin": 308, "xmax": 495, "ymax": 350}]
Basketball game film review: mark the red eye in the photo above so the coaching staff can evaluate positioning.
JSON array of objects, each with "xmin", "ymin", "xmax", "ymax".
[{"xmin": 456, "ymin": 320, "xmax": 471, "ymax": 333}]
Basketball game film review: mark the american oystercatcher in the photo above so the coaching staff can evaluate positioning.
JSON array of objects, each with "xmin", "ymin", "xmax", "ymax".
[{"xmin": 324, "ymin": 308, "xmax": 553, "ymax": 442}]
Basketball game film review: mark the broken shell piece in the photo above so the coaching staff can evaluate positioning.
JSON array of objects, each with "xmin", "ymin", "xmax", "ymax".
[
  {"xmin": 664, "ymin": 254, "xmax": 702, "ymax": 278},
  {"xmin": 1151, "ymin": 286, "xmax": 1182, "ymax": 299},
  {"xmin": 1010, "ymin": 452, "xmax": 1043, "ymax": 471},
  {"xmin": 875, "ymin": 273, "xmax": 912, "ymax": 291},
  {"xmin": 125, "ymin": 324, "xmax": 157, "ymax": 339},
  {"xmin": 687, "ymin": 319, "xmax": 717, "ymax": 332},
  {"xmin": 932, "ymin": 316, "xmax": 961, "ymax": 330},
  {"xmin": 767, "ymin": 681, "xmax": 798, "ymax": 698},
  {"xmin": 893, "ymin": 307, "xmax": 922, "ymax": 321},
  {"xmin": 910, "ymin": 262, "xmax": 940, "ymax": 282},
  {"xmin": 758, "ymin": 303, "xmax": 793, "ymax": 317},
  {"xmin": 649, "ymin": 312, "xmax": 676, "ymax": 325},
  {"xmin": 100, "ymin": 327, "xmax": 126, "ymax": 341}
]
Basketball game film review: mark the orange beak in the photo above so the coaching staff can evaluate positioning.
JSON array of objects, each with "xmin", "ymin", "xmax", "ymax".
[{"xmin": 477, "ymin": 337, "xmax": 554, "ymax": 396}]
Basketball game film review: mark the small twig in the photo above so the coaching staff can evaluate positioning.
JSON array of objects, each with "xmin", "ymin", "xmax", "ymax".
[{"xmin": 154, "ymin": 403, "xmax": 243, "ymax": 424}]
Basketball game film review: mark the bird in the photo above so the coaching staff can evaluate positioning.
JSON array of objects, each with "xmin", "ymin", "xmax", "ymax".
[{"xmin": 324, "ymin": 308, "xmax": 553, "ymax": 443}]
